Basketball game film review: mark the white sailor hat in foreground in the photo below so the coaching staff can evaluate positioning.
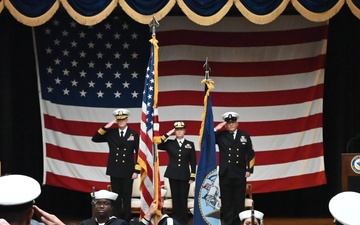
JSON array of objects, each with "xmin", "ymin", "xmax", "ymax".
[
  {"xmin": 92, "ymin": 190, "xmax": 118, "ymax": 201},
  {"xmin": 0, "ymin": 174, "xmax": 41, "ymax": 206},
  {"xmin": 239, "ymin": 210, "xmax": 264, "ymax": 222},
  {"xmin": 222, "ymin": 112, "xmax": 240, "ymax": 122},
  {"xmin": 113, "ymin": 108, "xmax": 130, "ymax": 120},
  {"xmin": 329, "ymin": 191, "xmax": 360, "ymax": 225}
]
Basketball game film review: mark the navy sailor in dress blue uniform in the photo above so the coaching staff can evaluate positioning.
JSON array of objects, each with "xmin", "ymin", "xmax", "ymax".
[
  {"xmin": 214, "ymin": 112, "xmax": 255, "ymax": 225},
  {"xmin": 92, "ymin": 108, "xmax": 141, "ymax": 222},
  {"xmin": 79, "ymin": 190, "xmax": 128, "ymax": 225},
  {"xmin": 157, "ymin": 122, "xmax": 196, "ymax": 225}
]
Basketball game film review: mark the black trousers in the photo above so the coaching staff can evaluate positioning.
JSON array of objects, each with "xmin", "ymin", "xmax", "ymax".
[
  {"xmin": 219, "ymin": 174, "xmax": 246, "ymax": 225},
  {"xmin": 110, "ymin": 177, "xmax": 134, "ymax": 222},
  {"xmin": 169, "ymin": 179, "xmax": 190, "ymax": 225}
]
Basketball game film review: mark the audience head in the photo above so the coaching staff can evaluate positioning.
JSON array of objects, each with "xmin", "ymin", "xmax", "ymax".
[
  {"xmin": 329, "ymin": 191, "xmax": 360, "ymax": 225},
  {"xmin": 0, "ymin": 174, "xmax": 41, "ymax": 225},
  {"xmin": 92, "ymin": 190, "xmax": 118, "ymax": 221},
  {"xmin": 239, "ymin": 209, "xmax": 264, "ymax": 225}
]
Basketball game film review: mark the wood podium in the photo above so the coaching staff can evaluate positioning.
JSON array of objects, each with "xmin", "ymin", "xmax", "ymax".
[{"xmin": 342, "ymin": 153, "xmax": 360, "ymax": 191}]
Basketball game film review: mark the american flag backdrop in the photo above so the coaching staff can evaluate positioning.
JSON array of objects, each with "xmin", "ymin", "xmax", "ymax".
[{"xmin": 35, "ymin": 11, "xmax": 327, "ymax": 194}]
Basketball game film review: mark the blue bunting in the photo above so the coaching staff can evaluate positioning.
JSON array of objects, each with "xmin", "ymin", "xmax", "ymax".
[{"xmin": 2, "ymin": 0, "xmax": 359, "ymax": 26}]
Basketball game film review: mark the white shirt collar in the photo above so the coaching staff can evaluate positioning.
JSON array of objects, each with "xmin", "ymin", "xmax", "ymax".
[{"xmin": 119, "ymin": 126, "xmax": 128, "ymax": 135}]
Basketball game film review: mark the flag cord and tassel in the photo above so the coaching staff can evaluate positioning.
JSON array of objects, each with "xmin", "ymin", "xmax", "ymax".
[{"xmin": 199, "ymin": 78, "xmax": 214, "ymax": 147}]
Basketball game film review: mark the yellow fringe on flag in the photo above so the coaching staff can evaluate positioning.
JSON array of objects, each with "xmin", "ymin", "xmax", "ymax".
[{"xmin": 199, "ymin": 79, "xmax": 214, "ymax": 147}]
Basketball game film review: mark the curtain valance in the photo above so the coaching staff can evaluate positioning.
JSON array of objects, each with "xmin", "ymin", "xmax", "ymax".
[{"xmin": 2, "ymin": 0, "xmax": 357, "ymax": 26}]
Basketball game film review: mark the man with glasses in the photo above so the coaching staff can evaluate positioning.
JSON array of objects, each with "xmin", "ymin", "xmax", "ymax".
[
  {"xmin": 80, "ymin": 190, "xmax": 128, "ymax": 225},
  {"xmin": 239, "ymin": 210, "xmax": 264, "ymax": 225},
  {"xmin": 92, "ymin": 109, "xmax": 140, "ymax": 222}
]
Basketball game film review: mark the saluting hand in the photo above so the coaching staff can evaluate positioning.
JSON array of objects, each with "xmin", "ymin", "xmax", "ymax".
[
  {"xmin": 167, "ymin": 128, "xmax": 176, "ymax": 136},
  {"xmin": 33, "ymin": 205, "xmax": 65, "ymax": 225},
  {"xmin": 105, "ymin": 119, "xmax": 117, "ymax": 128},
  {"xmin": 214, "ymin": 122, "xmax": 226, "ymax": 131}
]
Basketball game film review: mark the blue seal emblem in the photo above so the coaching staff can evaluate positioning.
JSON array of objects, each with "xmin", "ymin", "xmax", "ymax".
[
  {"xmin": 196, "ymin": 169, "xmax": 221, "ymax": 224},
  {"xmin": 351, "ymin": 155, "xmax": 360, "ymax": 174}
]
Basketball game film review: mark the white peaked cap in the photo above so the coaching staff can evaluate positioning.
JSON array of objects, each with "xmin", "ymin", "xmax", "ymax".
[
  {"xmin": 161, "ymin": 189, "xmax": 167, "ymax": 197},
  {"xmin": 329, "ymin": 191, "xmax": 360, "ymax": 225},
  {"xmin": 222, "ymin": 112, "xmax": 240, "ymax": 122},
  {"xmin": 112, "ymin": 108, "xmax": 130, "ymax": 120},
  {"xmin": 92, "ymin": 190, "xmax": 118, "ymax": 201},
  {"xmin": 0, "ymin": 174, "xmax": 41, "ymax": 206},
  {"xmin": 239, "ymin": 210, "xmax": 264, "ymax": 221}
]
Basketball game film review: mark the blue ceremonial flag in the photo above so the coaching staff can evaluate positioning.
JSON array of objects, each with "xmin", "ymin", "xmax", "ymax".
[{"xmin": 193, "ymin": 79, "xmax": 221, "ymax": 225}]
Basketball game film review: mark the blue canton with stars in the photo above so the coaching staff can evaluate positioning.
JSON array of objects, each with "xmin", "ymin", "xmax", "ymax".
[
  {"xmin": 35, "ymin": 11, "xmax": 150, "ymax": 108},
  {"xmin": 143, "ymin": 43, "xmax": 155, "ymax": 132}
]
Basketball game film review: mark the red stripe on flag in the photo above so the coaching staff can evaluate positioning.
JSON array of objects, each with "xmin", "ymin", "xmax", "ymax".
[
  {"xmin": 46, "ymin": 172, "xmax": 109, "ymax": 192},
  {"xmin": 255, "ymin": 143, "xmax": 324, "ymax": 165},
  {"xmin": 159, "ymin": 85, "xmax": 324, "ymax": 107},
  {"xmin": 159, "ymin": 55, "xmax": 326, "ymax": 76},
  {"xmin": 159, "ymin": 25, "xmax": 328, "ymax": 47},
  {"xmin": 251, "ymin": 172, "xmax": 326, "ymax": 193},
  {"xmin": 46, "ymin": 143, "xmax": 107, "ymax": 166}
]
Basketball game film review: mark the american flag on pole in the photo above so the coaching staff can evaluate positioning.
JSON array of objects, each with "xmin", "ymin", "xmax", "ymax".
[
  {"xmin": 137, "ymin": 35, "xmax": 162, "ymax": 222},
  {"xmin": 35, "ymin": 11, "xmax": 327, "ymax": 194}
]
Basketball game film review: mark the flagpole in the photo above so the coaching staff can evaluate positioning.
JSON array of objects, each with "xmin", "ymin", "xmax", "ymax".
[
  {"xmin": 203, "ymin": 57, "xmax": 210, "ymax": 80},
  {"xmin": 195, "ymin": 58, "xmax": 221, "ymax": 225},
  {"xmin": 149, "ymin": 16, "xmax": 161, "ymax": 225}
]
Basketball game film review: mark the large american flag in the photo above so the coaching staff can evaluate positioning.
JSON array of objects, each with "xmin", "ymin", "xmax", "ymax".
[{"xmin": 35, "ymin": 11, "xmax": 327, "ymax": 194}]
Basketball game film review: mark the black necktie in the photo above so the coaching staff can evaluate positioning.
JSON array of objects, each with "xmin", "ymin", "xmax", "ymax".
[
  {"xmin": 120, "ymin": 131, "xmax": 124, "ymax": 137},
  {"xmin": 230, "ymin": 132, "xmax": 235, "ymax": 139},
  {"xmin": 179, "ymin": 141, "xmax": 182, "ymax": 146}
]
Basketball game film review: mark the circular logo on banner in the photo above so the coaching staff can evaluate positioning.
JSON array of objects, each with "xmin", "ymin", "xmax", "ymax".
[
  {"xmin": 197, "ymin": 169, "xmax": 221, "ymax": 224},
  {"xmin": 351, "ymin": 155, "xmax": 360, "ymax": 174}
]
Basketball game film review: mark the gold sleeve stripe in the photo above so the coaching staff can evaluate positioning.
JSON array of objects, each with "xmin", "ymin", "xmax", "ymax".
[
  {"xmin": 190, "ymin": 173, "xmax": 196, "ymax": 178},
  {"xmin": 135, "ymin": 164, "xmax": 142, "ymax": 171},
  {"xmin": 98, "ymin": 128, "xmax": 107, "ymax": 135},
  {"xmin": 249, "ymin": 157, "xmax": 255, "ymax": 169},
  {"xmin": 160, "ymin": 135, "xmax": 167, "ymax": 141}
]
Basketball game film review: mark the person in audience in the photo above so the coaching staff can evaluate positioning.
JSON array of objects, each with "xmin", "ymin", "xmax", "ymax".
[
  {"xmin": 133, "ymin": 189, "xmax": 179, "ymax": 225},
  {"xmin": 0, "ymin": 174, "xmax": 65, "ymax": 225},
  {"xmin": 156, "ymin": 122, "xmax": 196, "ymax": 225},
  {"xmin": 214, "ymin": 112, "xmax": 255, "ymax": 225},
  {"xmin": 79, "ymin": 190, "xmax": 128, "ymax": 225},
  {"xmin": 239, "ymin": 209, "xmax": 264, "ymax": 225},
  {"xmin": 92, "ymin": 108, "xmax": 140, "ymax": 222}
]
